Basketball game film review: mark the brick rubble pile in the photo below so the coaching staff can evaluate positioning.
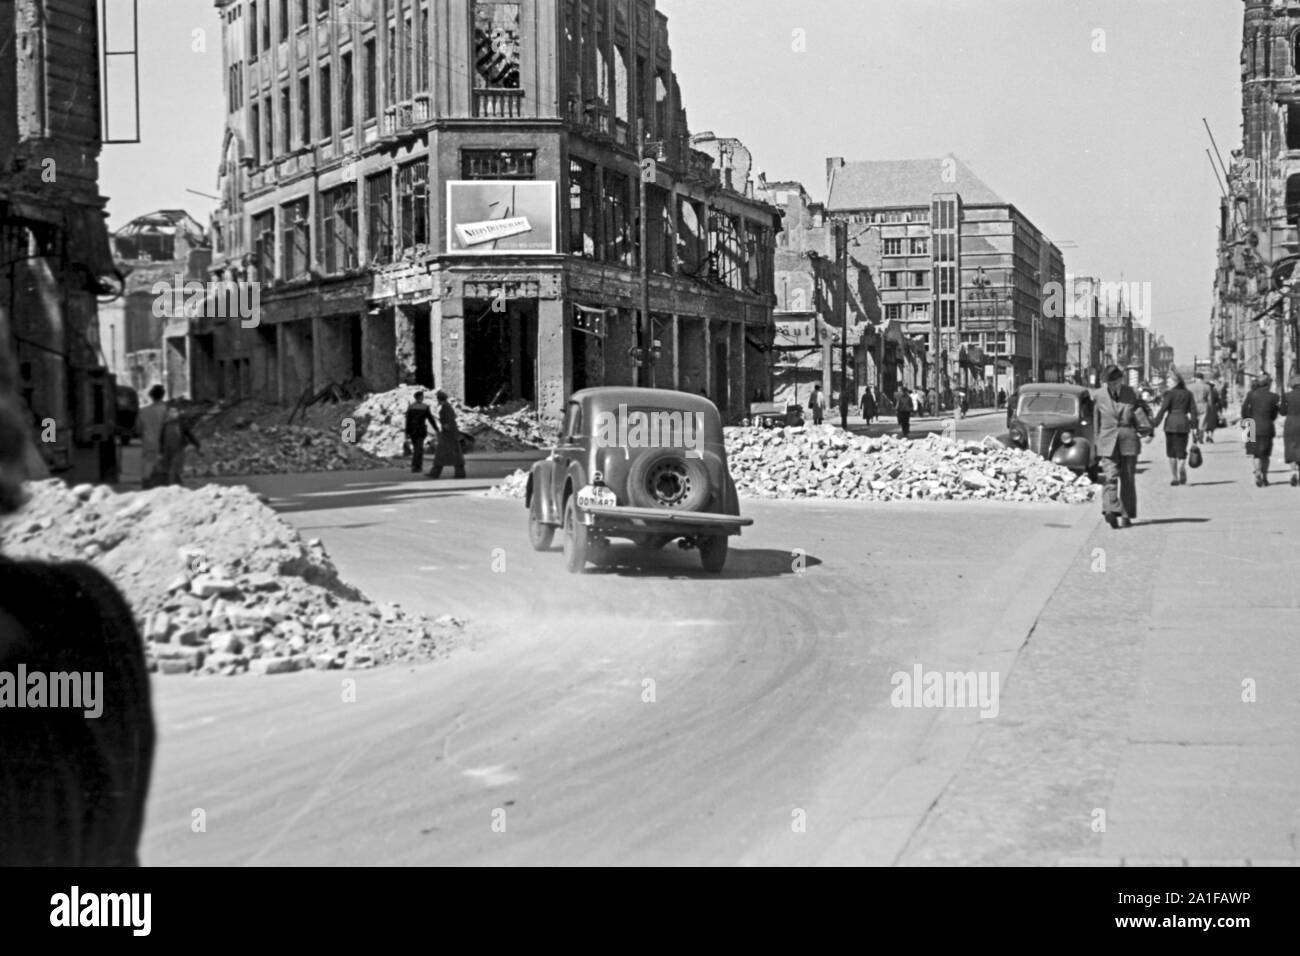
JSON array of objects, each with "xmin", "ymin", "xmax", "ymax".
[
  {"xmin": 186, "ymin": 422, "xmax": 388, "ymax": 477},
  {"xmin": 0, "ymin": 480, "xmax": 466, "ymax": 676},
  {"xmin": 484, "ymin": 468, "xmax": 530, "ymax": 499},
  {"xmin": 726, "ymin": 425, "xmax": 1095, "ymax": 503},
  {"xmin": 352, "ymin": 385, "xmax": 559, "ymax": 457},
  {"xmin": 486, "ymin": 427, "xmax": 1096, "ymax": 504}
]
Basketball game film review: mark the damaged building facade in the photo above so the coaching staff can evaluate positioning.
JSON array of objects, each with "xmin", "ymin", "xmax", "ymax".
[
  {"xmin": 1212, "ymin": 0, "xmax": 1300, "ymax": 394},
  {"xmin": 204, "ymin": 0, "xmax": 778, "ymax": 421},
  {"xmin": 756, "ymin": 178, "xmax": 884, "ymax": 409},
  {"xmin": 99, "ymin": 210, "xmax": 211, "ymax": 396},
  {"xmin": 1, "ymin": 0, "xmax": 121, "ymax": 478}
]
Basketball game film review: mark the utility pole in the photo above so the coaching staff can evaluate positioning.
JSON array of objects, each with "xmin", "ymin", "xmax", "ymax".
[
  {"xmin": 835, "ymin": 219, "xmax": 849, "ymax": 428},
  {"xmin": 637, "ymin": 119, "xmax": 654, "ymax": 389}
]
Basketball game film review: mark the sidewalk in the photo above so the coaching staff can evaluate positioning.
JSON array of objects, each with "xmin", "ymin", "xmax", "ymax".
[{"xmin": 899, "ymin": 431, "xmax": 1300, "ymax": 865}]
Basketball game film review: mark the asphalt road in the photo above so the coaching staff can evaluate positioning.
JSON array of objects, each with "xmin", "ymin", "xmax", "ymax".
[{"xmin": 141, "ymin": 466, "xmax": 1098, "ymax": 865}]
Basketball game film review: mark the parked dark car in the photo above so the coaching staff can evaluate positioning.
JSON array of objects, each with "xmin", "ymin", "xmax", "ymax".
[
  {"xmin": 747, "ymin": 400, "xmax": 804, "ymax": 428},
  {"xmin": 115, "ymin": 384, "xmax": 139, "ymax": 445},
  {"xmin": 526, "ymin": 387, "xmax": 753, "ymax": 574},
  {"xmin": 1006, "ymin": 383, "xmax": 1099, "ymax": 480}
]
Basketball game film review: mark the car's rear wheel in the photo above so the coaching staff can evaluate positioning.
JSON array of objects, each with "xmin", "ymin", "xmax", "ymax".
[
  {"xmin": 528, "ymin": 493, "xmax": 555, "ymax": 551},
  {"xmin": 698, "ymin": 534, "xmax": 728, "ymax": 573},
  {"xmin": 562, "ymin": 498, "xmax": 589, "ymax": 574},
  {"xmin": 626, "ymin": 450, "xmax": 712, "ymax": 511}
]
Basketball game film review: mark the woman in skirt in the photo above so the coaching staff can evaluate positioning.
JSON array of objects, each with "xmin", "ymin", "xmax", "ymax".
[{"xmin": 1152, "ymin": 371, "xmax": 1197, "ymax": 486}]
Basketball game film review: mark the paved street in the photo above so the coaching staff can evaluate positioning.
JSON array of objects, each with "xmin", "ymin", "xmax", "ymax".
[{"xmin": 138, "ymin": 428, "xmax": 1300, "ymax": 866}]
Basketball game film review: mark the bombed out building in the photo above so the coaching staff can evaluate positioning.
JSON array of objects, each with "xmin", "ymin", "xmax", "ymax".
[{"xmin": 202, "ymin": 0, "xmax": 779, "ymax": 420}]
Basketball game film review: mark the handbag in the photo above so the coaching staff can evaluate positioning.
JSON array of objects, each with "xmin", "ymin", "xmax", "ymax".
[{"xmin": 1188, "ymin": 443, "xmax": 1203, "ymax": 469}]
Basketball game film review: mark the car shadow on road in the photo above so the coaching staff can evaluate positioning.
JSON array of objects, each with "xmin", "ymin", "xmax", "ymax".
[
  {"xmin": 575, "ymin": 546, "xmax": 823, "ymax": 579},
  {"xmin": 1133, "ymin": 517, "xmax": 1213, "ymax": 526},
  {"xmin": 223, "ymin": 480, "xmax": 505, "ymax": 514}
]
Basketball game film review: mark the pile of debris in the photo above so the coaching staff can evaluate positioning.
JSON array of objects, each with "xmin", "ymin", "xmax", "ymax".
[
  {"xmin": 484, "ymin": 469, "xmax": 530, "ymax": 499},
  {"xmin": 725, "ymin": 426, "xmax": 1096, "ymax": 503},
  {"xmin": 352, "ymin": 385, "xmax": 558, "ymax": 457},
  {"xmin": 0, "ymin": 480, "xmax": 466, "ymax": 676},
  {"xmin": 185, "ymin": 422, "xmax": 388, "ymax": 477},
  {"xmin": 485, "ymin": 427, "xmax": 1096, "ymax": 504}
]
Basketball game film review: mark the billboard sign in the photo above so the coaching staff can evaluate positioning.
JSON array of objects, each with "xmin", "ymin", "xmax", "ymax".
[{"xmin": 446, "ymin": 180, "xmax": 556, "ymax": 255}]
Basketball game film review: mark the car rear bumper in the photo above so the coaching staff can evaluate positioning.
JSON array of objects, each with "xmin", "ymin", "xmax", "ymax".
[{"xmin": 581, "ymin": 504, "xmax": 753, "ymax": 536}]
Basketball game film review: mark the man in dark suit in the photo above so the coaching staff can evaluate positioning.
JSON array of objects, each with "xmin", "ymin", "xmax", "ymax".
[
  {"xmin": 404, "ymin": 390, "xmax": 437, "ymax": 473},
  {"xmin": 1241, "ymin": 373, "xmax": 1281, "ymax": 487},
  {"xmin": 1093, "ymin": 364, "xmax": 1154, "ymax": 528}
]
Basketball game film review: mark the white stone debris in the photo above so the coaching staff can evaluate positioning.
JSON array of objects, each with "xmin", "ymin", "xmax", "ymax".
[{"xmin": 0, "ymin": 480, "xmax": 468, "ymax": 676}]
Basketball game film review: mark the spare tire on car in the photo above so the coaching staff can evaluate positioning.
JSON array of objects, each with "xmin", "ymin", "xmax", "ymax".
[{"xmin": 625, "ymin": 449, "xmax": 712, "ymax": 511}]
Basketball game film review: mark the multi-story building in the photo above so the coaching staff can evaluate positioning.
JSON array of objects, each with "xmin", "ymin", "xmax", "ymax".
[
  {"xmin": 204, "ymin": 0, "xmax": 779, "ymax": 421},
  {"xmin": 1063, "ymin": 276, "xmax": 1103, "ymax": 385},
  {"xmin": 825, "ymin": 155, "xmax": 1066, "ymax": 401},
  {"xmin": 1213, "ymin": 0, "xmax": 1300, "ymax": 393},
  {"xmin": 756, "ymin": 177, "xmax": 882, "ymax": 407},
  {"xmin": 1, "ymin": 0, "xmax": 122, "ymax": 479},
  {"xmin": 99, "ymin": 210, "xmax": 211, "ymax": 395}
]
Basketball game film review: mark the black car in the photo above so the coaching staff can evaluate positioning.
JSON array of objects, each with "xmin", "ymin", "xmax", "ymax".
[{"xmin": 1006, "ymin": 384, "xmax": 1099, "ymax": 480}]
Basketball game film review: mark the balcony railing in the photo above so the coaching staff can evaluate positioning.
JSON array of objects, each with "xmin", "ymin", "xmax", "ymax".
[
  {"xmin": 472, "ymin": 88, "xmax": 524, "ymax": 119},
  {"xmin": 413, "ymin": 93, "xmax": 430, "ymax": 123}
]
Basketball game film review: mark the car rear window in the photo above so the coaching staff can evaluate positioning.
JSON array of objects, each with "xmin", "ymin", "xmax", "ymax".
[
  {"xmin": 590, "ymin": 405, "xmax": 707, "ymax": 449},
  {"xmin": 1017, "ymin": 393, "xmax": 1079, "ymax": 417}
]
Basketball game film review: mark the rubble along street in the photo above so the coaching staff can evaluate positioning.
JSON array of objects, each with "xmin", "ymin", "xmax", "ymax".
[
  {"xmin": 352, "ymin": 385, "xmax": 561, "ymax": 458},
  {"xmin": 486, "ymin": 425, "xmax": 1096, "ymax": 505},
  {"xmin": 184, "ymin": 422, "xmax": 389, "ymax": 477},
  {"xmin": 0, "ymin": 480, "xmax": 466, "ymax": 676}
]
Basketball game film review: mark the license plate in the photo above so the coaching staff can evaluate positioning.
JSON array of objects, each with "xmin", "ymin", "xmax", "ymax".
[{"xmin": 576, "ymin": 485, "xmax": 617, "ymax": 509}]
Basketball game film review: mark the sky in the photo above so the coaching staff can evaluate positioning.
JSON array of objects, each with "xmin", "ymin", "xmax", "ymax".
[{"xmin": 99, "ymin": 0, "xmax": 1243, "ymax": 365}]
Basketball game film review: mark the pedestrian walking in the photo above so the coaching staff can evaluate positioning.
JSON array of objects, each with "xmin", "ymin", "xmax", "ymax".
[
  {"xmin": 1152, "ymin": 370, "xmax": 1197, "ymax": 486},
  {"xmin": 1093, "ymin": 364, "xmax": 1154, "ymax": 529},
  {"xmin": 1203, "ymin": 378, "xmax": 1224, "ymax": 443},
  {"xmin": 860, "ymin": 387, "xmax": 877, "ymax": 424},
  {"xmin": 158, "ymin": 406, "xmax": 200, "ymax": 486},
  {"xmin": 926, "ymin": 387, "xmax": 938, "ymax": 418},
  {"xmin": 1187, "ymin": 372, "xmax": 1212, "ymax": 444},
  {"xmin": 426, "ymin": 390, "xmax": 467, "ymax": 479},
  {"xmin": 808, "ymin": 383, "xmax": 826, "ymax": 425},
  {"xmin": 404, "ymin": 390, "xmax": 437, "ymax": 473},
  {"xmin": 1241, "ymin": 373, "xmax": 1280, "ymax": 487},
  {"xmin": 838, "ymin": 388, "xmax": 850, "ymax": 429},
  {"xmin": 996, "ymin": 388, "xmax": 1007, "ymax": 409},
  {"xmin": 135, "ymin": 384, "xmax": 167, "ymax": 488},
  {"xmin": 896, "ymin": 385, "xmax": 914, "ymax": 438},
  {"xmin": 958, "ymin": 389, "xmax": 969, "ymax": 419},
  {"xmin": 1282, "ymin": 372, "xmax": 1300, "ymax": 486}
]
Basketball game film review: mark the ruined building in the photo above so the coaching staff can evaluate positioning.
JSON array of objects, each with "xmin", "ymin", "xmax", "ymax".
[
  {"xmin": 203, "ymin": 0, "xmax": 779, "ymax": 420},
  {"xmin": 755, "ymin": 178, "xmax": 883, "ymax": 409},
  {"xmin": 0, "ymin": 0, "xmax": 121, "ymax": 478},
  {"xmin": 1212, "ymin": 0, "xmax": 1300, "ymax": 392},
  {"xmin": 100, "ymin": 210, "xmax": 211, "ymax": 396}
]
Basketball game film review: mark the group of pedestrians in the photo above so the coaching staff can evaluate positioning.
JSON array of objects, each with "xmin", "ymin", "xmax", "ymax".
[
  {"xmin": 404, "ymin": 389, "xmax": 467, "ymax": 479},
  {"xmin": 136, "ymin": 385, "xmax": 200, "ymax": 488},
  {"xmin": 1095, "ymin": 365, "xmax": 1300, "ymax": 529},
  {"xmin": 1238, "ymin": 371, "xmax": 1300, "ymax": 487}
]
